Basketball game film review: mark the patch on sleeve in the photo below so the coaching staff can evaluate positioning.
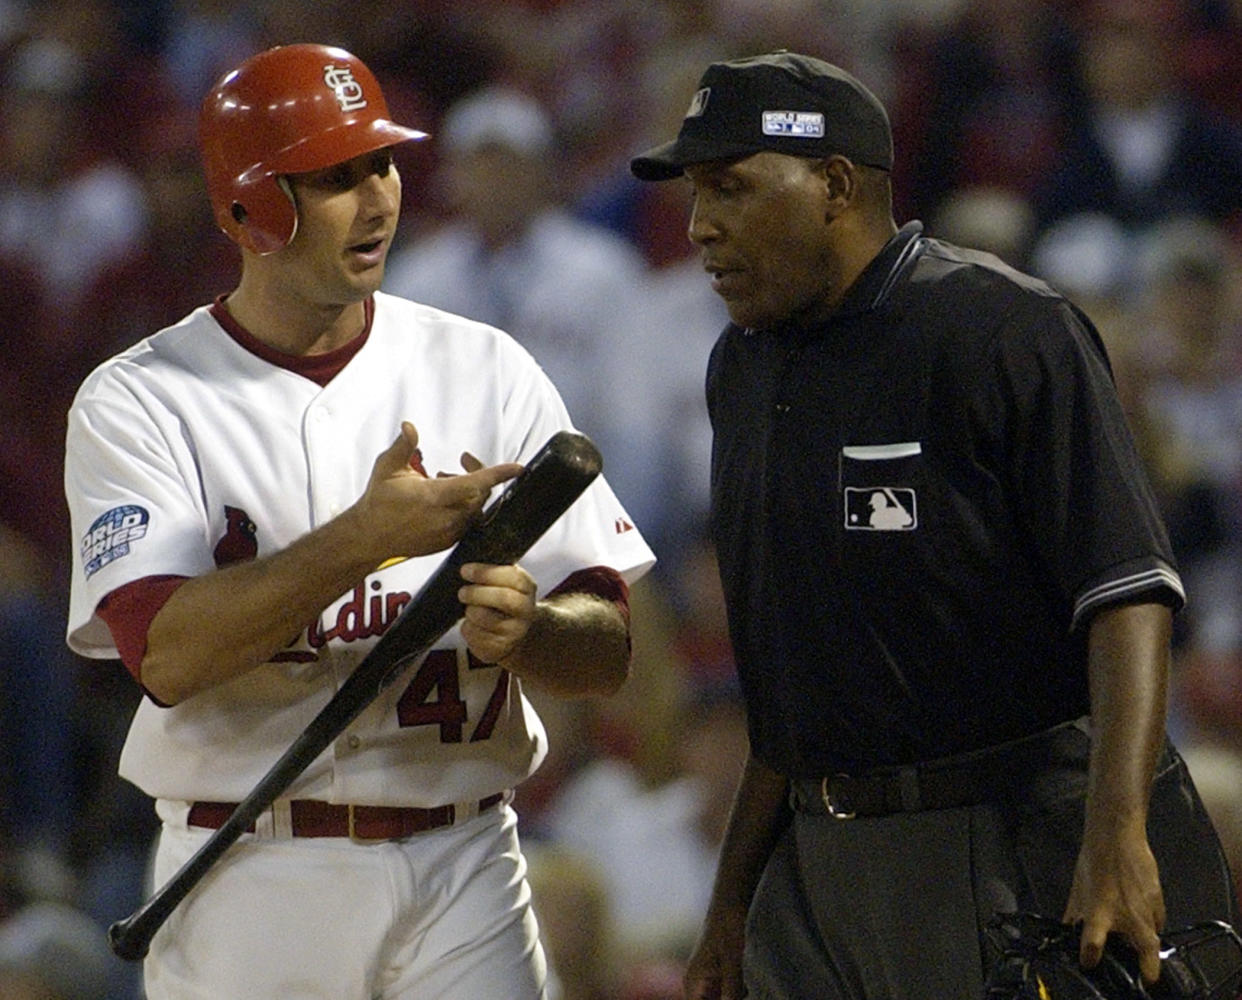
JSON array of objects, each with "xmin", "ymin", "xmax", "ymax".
[{"xmin": 82, "ymin": 505, "xmax": 150, "ymax": 579}]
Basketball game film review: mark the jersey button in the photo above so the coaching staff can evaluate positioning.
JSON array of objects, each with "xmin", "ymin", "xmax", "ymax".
[{"xmin": 346, "ymin": 734, "xmax": 362, "ymax": 750}]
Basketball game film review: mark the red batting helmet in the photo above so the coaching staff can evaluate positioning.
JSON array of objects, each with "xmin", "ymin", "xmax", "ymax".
[{"xmin": 199, "ymin": 43, "xmax": 427, "ymax": 254}]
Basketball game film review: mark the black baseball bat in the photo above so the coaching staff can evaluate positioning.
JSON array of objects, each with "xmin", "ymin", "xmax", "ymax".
[{"xmin": 108, "ymin": 430, "xmax": 602, "ymax": 961}]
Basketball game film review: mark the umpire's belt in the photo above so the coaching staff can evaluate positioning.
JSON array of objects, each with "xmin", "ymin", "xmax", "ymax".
[
  {"xmin": 187, "ymin": 793, "xmax": 507, "ymax": 842},
  {"xmin": 790, "ymin": 718, "xmax": 1088, "ymax": 819}
]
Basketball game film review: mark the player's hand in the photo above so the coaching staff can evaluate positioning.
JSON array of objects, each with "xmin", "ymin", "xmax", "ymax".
[
  {"xmin": 359, "ymin": 422, "xmax": 522, "ymax": 559},
  {"xmin": 457, "ymin": 562, "xmax": 538, "ymax": 664},
  {"xmin": 1062, "ymin": 822, "xmax": 1165, "ymax": 983},
  {"xmin": 683, "ymin": 906, "xmax": 747, "ymax": 999}
]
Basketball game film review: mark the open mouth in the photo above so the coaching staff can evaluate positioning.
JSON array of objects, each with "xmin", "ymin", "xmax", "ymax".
[
  {"xmin": 351, "ymin": 239, "xmax": 383, "ymax": 254},
  {"xmin": 708, "ymin": 266, "xmax": 744, "ymax": 293}
]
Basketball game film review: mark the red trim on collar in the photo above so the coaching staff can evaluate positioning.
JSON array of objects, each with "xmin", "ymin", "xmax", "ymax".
[{"xmin": 209, "ymin": 295, "xmax": 373, "ymax": 387}]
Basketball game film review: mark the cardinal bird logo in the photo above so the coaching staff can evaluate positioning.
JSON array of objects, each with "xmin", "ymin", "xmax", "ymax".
[{"xmin": 213, "ymin": 505, "xmax": 258, "ymax": 566}]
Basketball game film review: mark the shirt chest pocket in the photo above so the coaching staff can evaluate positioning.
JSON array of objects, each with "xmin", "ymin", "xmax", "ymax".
[{"xmin": 838, "ymin": 442, "xmax": 923, "ymax": 533}]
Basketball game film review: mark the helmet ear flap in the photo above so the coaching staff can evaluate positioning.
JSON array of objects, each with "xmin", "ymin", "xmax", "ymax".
[{"xmin": 222, "ymin": 176, "xmax": 297, "ymax": 255}]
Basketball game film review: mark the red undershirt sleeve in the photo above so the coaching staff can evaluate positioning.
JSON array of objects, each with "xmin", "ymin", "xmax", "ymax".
[{"xmin": 96, "ymin": 575, "xmax": 189, "ymax": 701}]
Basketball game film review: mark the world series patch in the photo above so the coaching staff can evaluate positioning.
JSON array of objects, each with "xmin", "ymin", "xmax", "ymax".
[
  {"xmin": 82, "ymin": 505, "xmax": 150, "ymax": 578},
  {"xmin": 762, "ymin": 110, "xmax": 825, "ymax": 138}
]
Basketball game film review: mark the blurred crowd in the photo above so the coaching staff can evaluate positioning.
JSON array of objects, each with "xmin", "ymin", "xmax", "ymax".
[{"xmin": 1, "ymin": 0, "xmax": 1241, "ymax": 997}]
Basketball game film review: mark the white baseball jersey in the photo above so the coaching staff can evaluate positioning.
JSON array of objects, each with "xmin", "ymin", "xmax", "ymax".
[{"xmin": 65, "ymin": 290, "xmax": 655, "ymax": 808}]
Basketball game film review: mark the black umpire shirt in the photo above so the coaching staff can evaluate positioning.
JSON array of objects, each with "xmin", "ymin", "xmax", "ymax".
[{"xmin": 707, "ymin": 222, "xmax": 1184, "ymax": 778}]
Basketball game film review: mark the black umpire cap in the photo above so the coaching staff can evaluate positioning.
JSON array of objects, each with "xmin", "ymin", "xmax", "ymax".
[{"xmin": 630, "ymin": 50, "xmax": 893, "ymax": 181}]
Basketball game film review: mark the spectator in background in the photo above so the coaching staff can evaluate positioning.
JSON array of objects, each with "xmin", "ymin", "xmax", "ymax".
[
  {"xmin": 540, "ymin": 680, "xmax": 748, "ymax": 978},
  {"xmin": 535, "ymin": 538, "xmax": 743, "ymax": 978},
  {"xmin": 0, "ymin": 526, "xmax": 78, "ymax": 908},
  {"xmin": 383, "ymin": 85, "xmax": 647, "ymax": 450},
  {"xmin": 595, "ymin": 228, "xmax": 728, "ymax": 570},
  {"xmin": 1031, "ymin": 0, "xmax": 1242, "ymax": 238},
  {"xmin": 1178, "ymin": 0, "xmax": 1242, "ymax": 126},
  {"xmin": 928, "ymin": 184, "xmax": 1038, "ymax": 268},
  {"xmin": 65, "ymin": 106, "xmax": 239, "ymax": 387},
  {"xmin": 20, "ymin": 0, "xmax": 176, "ymax": 171},
  {"xmin": 526, "ymin": 844, "xmax": 618, "ymax": 1000},
  {"xmin": 579, "ymin": 53, "xmax": 730, "ymax": 569},
  {"xmin": 1177, "ymin": 742, "xmax": 1242, "ymax": 913},
  {"xmin": 1026, "ymin": 210, "xmax": 1143, "ymax": 387},
  {"xmin": 0, "ymin": 526, "xmax": 151, "ymax": 1000},
  {"xmin": 890, "ymin": 0, "xmax": 1080, "ymax": 225},
  {"xmin": 0, "ymin": 253, "xmax": 66, "ymax": 574},
  {"xmin": 156, "ymin": 0, "xmax": 261, "ymax": 107},
  {"xmin": 0, "ymin": 901, "xmax": 112, "ymax": 1000},
  {"xmin": 1128, "ymin": 216, "xmax": 1242, "ymax": 654},
  {"xmin": 0, "ymin": 36, "xmax": 147, "ymax": 317}
]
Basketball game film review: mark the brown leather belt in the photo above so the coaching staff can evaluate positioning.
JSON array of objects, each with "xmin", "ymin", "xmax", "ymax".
[{"xmin": 187, "ymin": 793, "xmax": 506, "ymax": 841}]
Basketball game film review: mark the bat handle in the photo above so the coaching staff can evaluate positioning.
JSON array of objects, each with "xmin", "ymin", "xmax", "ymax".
[
  {"xmin": 107, "ymin": 806, "xmax": 248, "ymax": 960},
  {"xmin": 109, "ymin": 904, "xmax": 159, "ymax": 961}
]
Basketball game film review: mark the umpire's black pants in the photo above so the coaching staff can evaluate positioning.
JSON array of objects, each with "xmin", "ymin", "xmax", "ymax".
[{"xmin": 743, "ymin": 724, "xmax": 1238, "ymax": 999}]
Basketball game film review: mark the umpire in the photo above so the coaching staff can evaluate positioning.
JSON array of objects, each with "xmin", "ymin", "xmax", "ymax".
[{"xmin": 630, "ymin": 52, "xmax": 1239, "ymax": 999}]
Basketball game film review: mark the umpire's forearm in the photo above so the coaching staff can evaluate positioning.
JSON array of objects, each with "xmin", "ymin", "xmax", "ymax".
[
  {"xmin": 705, "ymin": 752, "xmax": 792, "ymax": 917},
  {"xmin": 1083, "ymin": 601, "xmax": 1172, "ymax": 831}
]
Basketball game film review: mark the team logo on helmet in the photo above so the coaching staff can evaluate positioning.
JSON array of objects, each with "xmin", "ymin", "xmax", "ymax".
[{"xmin": 323, "ymin": 63, "xmax": 367, "ymax": 112}]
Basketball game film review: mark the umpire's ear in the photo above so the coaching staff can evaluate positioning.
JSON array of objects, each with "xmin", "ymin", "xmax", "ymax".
[{"xmin": 817, "ymin": 155, "xmax": 861, "ymax": 215}]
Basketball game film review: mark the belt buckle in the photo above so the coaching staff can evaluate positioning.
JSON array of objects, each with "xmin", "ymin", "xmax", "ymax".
[
  {"xmin": 346, "ymin": 804, "xmax": 388, "ymax": 844},
  {"xmin": 820, "ymin": 775, "xmax": 856, "ymax": 820}
]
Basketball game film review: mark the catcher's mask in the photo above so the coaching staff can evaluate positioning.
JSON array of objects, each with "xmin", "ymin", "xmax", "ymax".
[
  {"xmin": 199, "ymin": 43, "xmax": 427, "ymax": 255},
  {"xmin": 984, "ymin": 912, "xmax": 1242, "ymax": 1000}
]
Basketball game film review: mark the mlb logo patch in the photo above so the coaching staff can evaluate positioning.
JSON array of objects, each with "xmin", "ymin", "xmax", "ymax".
[
  {"xmin": 762, "ymin": 111, "xmax": 825, "ymax": 138},
  {"xmin": 685, "ymin": 87, "xmax": 710, "ymax": 119},
  {"xmin": 844, "ymin": 488, "xmax": 917, "ymax": 531}
]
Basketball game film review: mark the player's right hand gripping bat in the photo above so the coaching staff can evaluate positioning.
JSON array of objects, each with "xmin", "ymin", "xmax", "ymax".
[{"xmin": 107, "ymin": 430, "xmax": 603, "ymax": 961}]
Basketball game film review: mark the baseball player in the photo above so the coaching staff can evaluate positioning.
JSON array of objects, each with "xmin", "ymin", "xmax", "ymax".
[
  {"xmin": 63, "ymin": 44, "xmax": 654, "ymax": 999},
  {"xmin": 628, "ymin": 51, "xmax": 1239, "ymax": 999}
]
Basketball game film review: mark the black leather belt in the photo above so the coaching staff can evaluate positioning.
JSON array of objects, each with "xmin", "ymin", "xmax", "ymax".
[{"xmin": 790, "ymin": 718, "xmax": 1088, "ymax": 819}]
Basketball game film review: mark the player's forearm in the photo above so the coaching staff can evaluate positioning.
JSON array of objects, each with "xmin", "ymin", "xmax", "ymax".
[
  {"xmin": 1082, "ymin": 601, "xmax": 1171, "ymax": 834},
  {"xmin": 500, "ymin": 592, "xmax": 630, "ymax": 698},
  {"xmin": 141, "ymin": 506, "xmax": 385, "ymax": 704}
]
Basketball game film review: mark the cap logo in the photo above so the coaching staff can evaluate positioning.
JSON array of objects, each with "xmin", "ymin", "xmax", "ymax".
[
  {"xmin": 762, "ymin": 111, "xmax": 824, "ymax": 138},
  {"xmin": 685, "ymin": 87, "xmax": 710, "ymax": 119},
  {"xmin": 323, "ymin": 64, "xmax": 367, "ymax": 112}
]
